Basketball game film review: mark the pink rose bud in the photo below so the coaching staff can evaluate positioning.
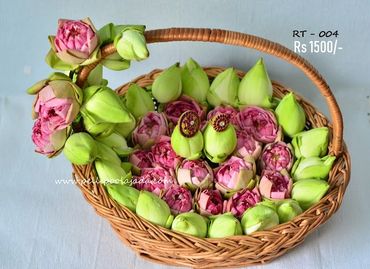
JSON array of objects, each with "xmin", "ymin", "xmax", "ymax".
[
  {"xmin": 259, "ymin": 170, "xmax": 293, "ymax": 199},
  {"xmin": 237, "ymin": 106, "xmax": 281, "ymax": 143},
  {"xmin": 133, "ymin": 167, "xmax": 175, "ymax": 195},
  {"xmin": 177, "ymin": 159, "xmax": 214, "ymax": 190},
  {"xmin": 164, "ymin": 95, "xmax": 206, "ymax": 124},
  {"xmin": 235, "ymin": 130, "xmax": 262, "ymax": 159},
  {"xmin": 261, "ymin": 142, "xmax": 294, "ymax": 172},
  {"xmin": 151, "ymin": 136, "xmax": 182, "ymax": 169},
  {"xmin": 129, "ymin": 150, "xmax": 153, "ymax": 173},
  {"xmin": 54, "ymin": 18, "xmax": 99, "ymax": 64},
  {"xmin": 162, "ymin": 185, "xmax": 193, "ymax": 215},
  {"xmin": 31, "ymin": 118, "xmax": 69, "ymax": 157},
  {"xmin": 132, "ymin": 112, "xmax": 168, "ymax": 149},
  {"xmin": 207, "ymin": 106, "xmax": 239, "ymax": 128},
  {"xmin": 195, "ymin": 189, "xmax": 224, "ymax": 216},
  {"xmin": 33, "ymin": 81, "xmax": 82, "ymax": 131},
  {"xmin": 214, "ymin": 156, "xmax": 256, "ymax": 195},
  {"xmin": 225, "ymin": 188, "xmax": 261, "ymax": 218}
]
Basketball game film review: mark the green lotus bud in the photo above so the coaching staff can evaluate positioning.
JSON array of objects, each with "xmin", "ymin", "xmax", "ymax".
[
  {"xmin": 208, "ymin": 213, "xmax": 242, "ymax": 238},
  {"xmin": 171, "ymin": 212, "xmax": 208, "ymax": 238},
  {"xmin": 275, "ymin": 93, "xmax": 306, "ymax": 137},
  {"xmin": 152, "ymin": 63, "xmax": 182, "ymax": 103},
  {"xmin": 125, "ymin": 84, "xmax": 155, "ymax": 119},
  {"xmin": 81, "ymin": 85, "xmax": 132, "ymax": 124},
  {"xmin": 238, "ymin": 58, "xmax": 273, "ymax": 108},
  {"xmin": 241, "ymin": 204, "xmax": 279, "ymax": 234},
  {"xmin": 203, "ymin": 113, "xmax": 237, "ymax": 163},
  {"xmin": 292, "ymin": 155, "xmax": 336, "ymax": 181},
  {"xmin": 292, "ymin": 127, "xmax": 329, "ymax": 158},
  {"xmin": 276, "ymin": 199, "xmax": 302, "ymax": 223},
  {"xmin": 207, "ymin": 68, "xmax": 239, "ymax": 107},
  {"xmin": 171, "ymin": 111, "xmax": 204, "ymax": 160},
  {"xmin": 114, "ymin": 29, "xmax": 149, "ymax": 61},
  {"xmin": 114, "ymin": 113, "xmax": 136, "ymax": 138},
  {"xmin": 82, "ymin": 114, "xmax": 115, "ymax": 137},
  {"xmin": 291, "ymin": 179, "xmax": 329, "ymax": 210},
  {"xmin": 96, "ymin": 141, "xmax": 121, "ymax": 166},
  {"xmin": 63, "ymin": 132, "xmax": 97, "ymax": 165},
  {"xmin": 95, "ymin": 159, "xmax": 131, "ymax": 185},
  {"xmin": 96, "ymin": 132, "xmax": 132, "ymax": 157},
  {"xmin": 259, "ymin": 199, "xmax": 277, "ymax": 211},
  {"xmin": 181, "ymin": 58, "xmax": 210, "ymax": 103},
  {"xmin": 106, "ymin": 184, "xmax": 139, "ymax": 212},
  {"xmin": 136, "ymin": 191, "xmax": 174, "ymax": 228}
]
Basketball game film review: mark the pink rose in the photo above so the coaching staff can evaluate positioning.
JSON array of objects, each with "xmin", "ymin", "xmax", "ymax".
[
  {"xmin": 214, "ymin": 156, "xmax": 255, "ymax": 194},
  {"xmin": 207, "ymin": 106, "xmax": 239, "ymax": 128},
  {"xmin": 33, "ymin": 85, "xmax": 79, "ymax": 131},
  {"xmin": 151, "ymin": 136, "xmax": 182, "ymax": 169},
  {"xmin": 177, "ymin": 159, "xmax": 214, "ymax": 190},
  {"xmin": 129, "ymin": 150, "xmax": 153, "ymax": 172},
  {"xmin": 133, "ymin": 167, "xmax": 175, "ymax": 195},
  {"xmin": 54, "ymin": 18, "xmax": 98, "ymax": 64},
  {"xmin": 261, "ymin": 142, "xmax": 294, "ymax": 171},
  {"xmin": 164, "ymin": 95, "xmax": 206, "ymax": 124},
  {"xmin": 234, "ymin": 130, "xmax": 262, "ymax": 159},
  {"xmin": 29, "ymin": 76, "xmax": 81, "ymax": 157},
  {"xmin": 132, "ymin": 112, "xmax": 168, "ymax": 149},
  {"xmin": 237, "ymin": 106, "xmax": 281, "ymax": 143},
  {"xmin": 162, "ymin": 185, "xmax": 193, "ymax": 215},
  {"xmin": 195, "ymin": 189, "xmax": 225, "ymax": 216},
  {"xmin": 259, "ymin": 170, "xmax": 293, "ymax": 199},
  {"xmin": 31, "ymin": 118, "xmax": 68, "ymax": 156},
  {"xmin": 225, "ymin": 188, "xmax": 261, "ymax": 218}
]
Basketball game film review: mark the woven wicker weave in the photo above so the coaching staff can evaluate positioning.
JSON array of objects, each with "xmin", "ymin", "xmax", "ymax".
[{"xmin": 72, "ymin": 28, "xmax": 350, "ymax": 268}]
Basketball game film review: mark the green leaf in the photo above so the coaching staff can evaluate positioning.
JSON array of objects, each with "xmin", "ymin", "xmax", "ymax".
[
  {"xmin": 45, "ymin": 49, "xmax": 78, "ymax": 71},
  {"xmin": 48, "ymin": 72, "xmax": 71, "ymax": 81},
  {"xmin": 101, "ymin": 79, "xmax": 109, "ymax": 86},
  {"xmin": 27, "ymin": 79, "xmax": 48, "ymax": 95},
  {"xmin": 114, "ymin": 25, "xmax": 146, "ymax": 35},
  {"xmin": 87, "ymin": 64, "xmax": 103, "ymax": 86},
  {"xmin": 120, "ymin": 162, "xmax": 133, "ymax": 173},
  {"xmin": 102, "ymin": 58, "xmax": 130, "ymax": 71},
  {"xmin": 97, "ymin": 23, "xmax": 115, "ymax": 45}
]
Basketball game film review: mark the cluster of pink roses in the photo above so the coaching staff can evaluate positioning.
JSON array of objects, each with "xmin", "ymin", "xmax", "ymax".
[
  {"xmin": 30, "ymin": 75, "xmax": 82, "ymax": 157},
  {"xmin": 131, "ymin": 140, "xmax": 263, "ymax": 218},
  {"xmin": 31, "ymin": 18, "xmax": 99, "ymax": 155},
  {"xmin": 128, "ymin": 95, "xmax": 296, "ymax": 218},
  {"xmin": 258, "ymin": 142, "xmax": 294, "ymax": 199}
]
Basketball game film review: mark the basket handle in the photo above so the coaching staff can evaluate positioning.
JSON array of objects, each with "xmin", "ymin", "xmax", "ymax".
[{"xmin": 77, "ymin": 28, "xmax": 343, "ymax": 155}]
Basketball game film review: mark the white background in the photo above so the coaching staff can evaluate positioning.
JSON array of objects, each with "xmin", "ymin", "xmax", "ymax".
[{"xmin": 1, "ymin": 1, "xmax": 370, "ymax": 268}]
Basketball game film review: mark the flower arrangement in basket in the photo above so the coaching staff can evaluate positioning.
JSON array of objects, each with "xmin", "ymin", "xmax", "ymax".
[{"xmin": 28, "ymin": 18, "xmax": 350, "ymax": 268}]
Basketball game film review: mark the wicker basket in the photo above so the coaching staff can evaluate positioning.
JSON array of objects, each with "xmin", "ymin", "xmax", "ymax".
[{"xmin": 72, "ymin": 28, "xmax": 351, "ymax": 268}]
